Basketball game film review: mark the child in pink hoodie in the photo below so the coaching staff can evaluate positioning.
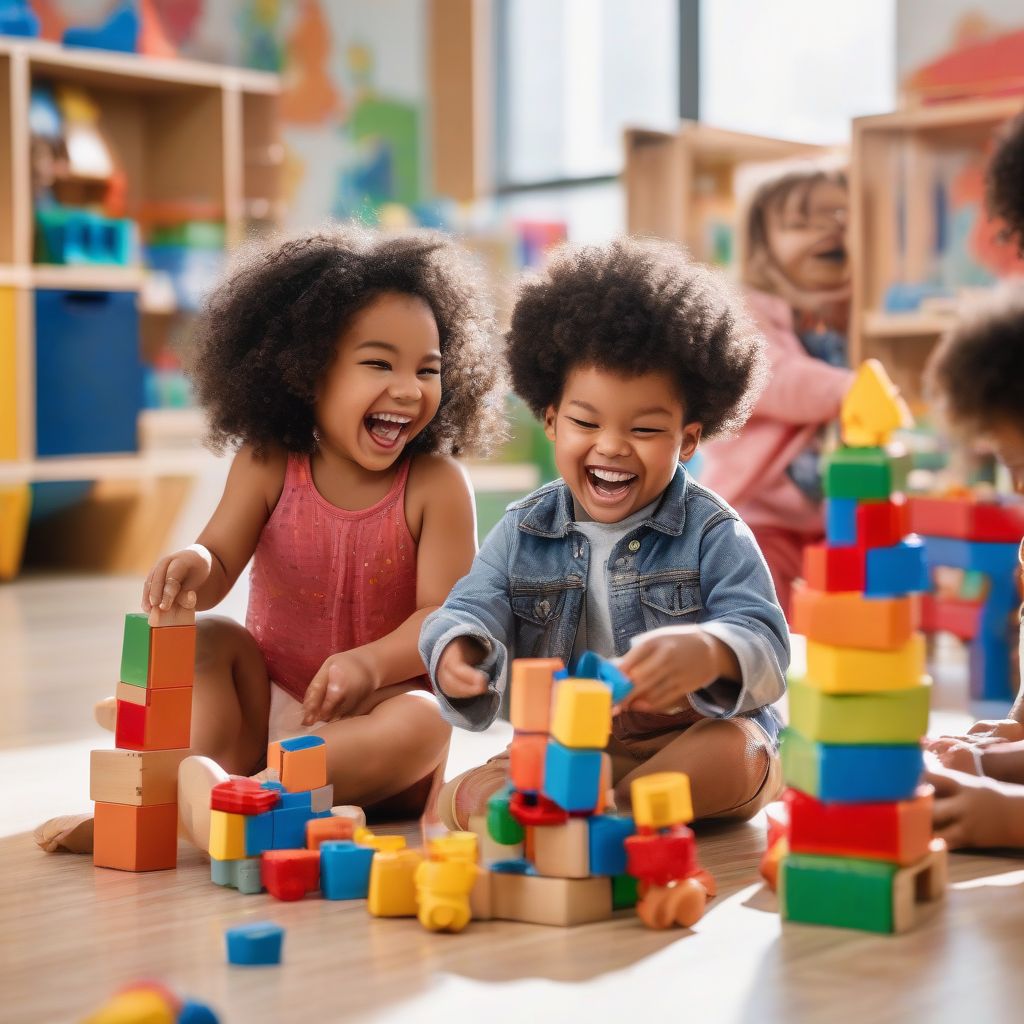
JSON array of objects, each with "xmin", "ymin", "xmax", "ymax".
[{"xmin": 701, "ymin": 166, "xmax": 854, "ymax": 614}]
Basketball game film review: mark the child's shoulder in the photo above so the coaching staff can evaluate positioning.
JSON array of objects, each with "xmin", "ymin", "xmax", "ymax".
[
  {"xmin": 406, "ymin": 453, "xmax": 474, "ymax": 508},
  {"xmin": 229, "ymin": 443, "xmax": 289, "ymax": 506}
]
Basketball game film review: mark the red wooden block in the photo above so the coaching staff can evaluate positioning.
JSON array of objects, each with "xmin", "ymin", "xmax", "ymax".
[
  {"xmin": 907, "ymin": 496, "xmax": 1024, "ymax": 543},
  {"xmin": 114, "ymin": 687, "xmax": 192, "ymax": 751},
  {"xmin": 971, "ymin": 502, "xmax": 1024, "ymax": 542},
  {"xmin": 625, "ymin": 826, "xmax": 698, "ymax": 886},
  {"xmin": 509, "ymin": 790, "xmax": 569, "ymax": 828},
  {"xmin": 785, "ymin": 786, "xmax": 934, "ymax": 865},
  {"xmin": 919, "ymin": 593, "xmax": 982, "ymax": 641},
  {"xmin": 261, "ymin": 849, "xmax": 321, "ymax": 901},
  {"xmin": 802, "ymin": 543, "xmax": 865, "ymax": 592},
  {"xmin": 856, "ymin": 497, "xmax": 908, "ymax": 549},
  {"xmin": 211, "ymin": 778, "xmax": 280, "ymax": 815},
  {"xmin": 509, "ymin": 733, "xmax": 547, "ymax": 793}
]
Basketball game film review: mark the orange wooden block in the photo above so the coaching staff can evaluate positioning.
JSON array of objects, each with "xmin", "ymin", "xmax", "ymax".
[
  {"xmin": 306, "ymin": 816, "xmax": 355, "ymax": 850},
  {"xmin": 509, "ymin": 658, "xmax": 564, "ymax": 732},
  {"xmin": 509, "ymin": 733, "xmax": 547, "ymax": 792},
  {"xmin": 93, "ymin": 801, "xmax": 178, "ymax": 871},
  {"xmin": 790, "ymin": 580, "xmax": 918, "ymax": 651},
  {"xmin": 114, "ymin": 687, "xmax": 192, "ymax": 751}
]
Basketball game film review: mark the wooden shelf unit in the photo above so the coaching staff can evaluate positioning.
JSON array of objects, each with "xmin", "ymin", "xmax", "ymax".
[{"xmin": 849, "ymin": 95, "xmax": 1024, "ymax": 405}]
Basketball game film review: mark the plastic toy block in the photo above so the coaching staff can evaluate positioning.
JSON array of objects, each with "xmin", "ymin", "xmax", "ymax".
[
  {"xmin": 81, "ymin": 989, "xmax": 176, "ymax": 1024},
  {"xmin": 178, "ymin": 999, "xmax": 220, "ymax": 1024},
  {"xmin": 490, "ymin": 873, "xmax": 613, "ymax": 926},
  {"xmin": 550, "ymin": 679, "xmax": 613, "ymax": 749},
  {"xmin": 592, "ymin": 752, "xmax": 612, "ymax": 816},
  {"xmin": 260, "ymin": 780, "xmax": 286, "ymax": 795},
  {"xmin": 244, "ymin": 811, "xmax": 274, "ymax": 857},
  {"xmin": 266, "ymin": 735, "xmax": 327, "ymax": 793},
  {"xmin": 279, "ymin": 789, "xmax": 313, "ymax": 810},
  {"xmin": 543, "ymin": 740, "xmax": 603, "ymax": 812},
  {"xmin": 804, "ymin": 634, "xmax": 926, "ymax": 694},
  {"xmin": 211, "ymin": 856, "xmax": 263, "ymax": 895},
  {"xmin": 93, "ymin": 801, "xmax": 177, "ymax": 871},
  {"xmin": 573, "ymin": 650, "xmax": 634, "ymax": 704},
  {"xmin": 785, "ymin": 786, "xmax": 933, "ymax": 865},
  {"xmin": 612, "ymin": 873, "xmax": 640, "ymax": 909},
  {"xmin": 310, "ymin": 783, "xmax": 334, "ymax": 813},
  {"xmin": 89, "ymin": 748, "xmax": 186, "ymax": 806},
  {"xmin": 790, "ymin": 582, "xmax": 917, "ymax": 651},
  {"xmin": 588, "ymin": 814, "xmax": 636, "ymax": 876},
  {"xmin": 487, "ymin": 787, "xmax": 525, "ymax": 845},
  {"xmin": 865, "ymin": 538, "xmax": 929, "ymax": 597},
  {"xmin": 261, "ymin": 849, "xmax": 320, "ymax": 901},
  {"xmin": 907, "ymin": 496, "xmax": 1024, "ymax": 543},
  {"xmin": 210, "ymin": 857, "xmax": 233, "ymax": 887},
  {"xmin": 353, "ymin": 829, "xmax": 406, "ymax": 853},
  {"xmin": 120, "ymin": 614, "xmax": 196, "ymax": 689},
  {"xmin": 306, "ymin": 816, "xmax": 355, "ymax": 849},
  {"xmin": 114, "ymin": 687, "xmax": 192, "ymax": 751},
  {"xmin": 35, "ymin": 208, "xmax": 134, "ymax": 266},
  {"xmin": 320, "ymin": 840, "xmax": 375, "ymax": 899},
  {"xmin": 427, "ymin": 831, "xmax": 478, "ymax": 863},
  {"xmin": 823, "ymin": 446, "xmax": 892, "ymax": 501},
  {"xmin": 856, "ymin": 497, "xmax": 908, "ymax": 549},
  {"xmin": 0, "ymin": 2, "xmax": 38, "ymax": 37},
  {"xmin": 225, "ymin": 921, "xmax": 283, "ymax": 966},
  {"xmin": 625, "ymin": 826, "xmax": 698, "ymax": 886},
  {"xmin": 510, "ymin": 732, "xmax": 548, "ymax": 793},
  {"xmin": 802, "ymin": 542, "xmax": 865, "ymax": 592},
  {"xmin": 636, "ymin": 877, "xmax": 708, "ymax": 930},
  {"xmin": 210, "ymin": 778, "xmax": 279, "ymax": 815},
  {"xmin": 368, "ymin": 848, "xmax": 424, "ymax": 916},
  {"xmin": 414, "ymin": 858, "xmax": 478, "ymax": 932},
  {"xmin": 919, "ymin": 593, "xmax": 981, "ymax": 642},
  {"xmin": 825, "ymin": 497, "xmax": 858, "ymax": 545},
  {"xmin": 63, "ymin": 2, "xmax": 139, "ymax": 53},
  {"xmin": 509, "ymin": 790, "xmax": 569, "ymax": 828},
  {"xmin": 787, "ymin": 676, "xmax": 930, "ymax": 745},
  {"xmin": 533, "ymin": 818, "xmax": 590, "ymax": 878},
  {"xmin": 840, "ymin": 358, "xmax": 911, "ymax": 448},
  {"xmin": 469, "ymin": 813, "xmax": 524, "ymax": 865},
  {"xmin": 509, "ymin": 657, "xmax": 564, "ymax": 732},
  {"xmin": 630, "ymin": 772, "xmax": 694, "ymax": 830},
  {"xmin": 209, "ymin": 810, "xmax": 247, "ymax": 861},
  {"xmin": 271, "ymin": 806, "xmax": 314, "ymax": 850},
  {"xmin": 781, "ymin": 728, "xmax": 924, "ymax": 803},
  {"xmin": 921, "ymin": 535, "xmax": 1020, "ymax": 576},
  {"xmin": 490, "ymin": 858, "xmax": 535, "ymax": 874}
]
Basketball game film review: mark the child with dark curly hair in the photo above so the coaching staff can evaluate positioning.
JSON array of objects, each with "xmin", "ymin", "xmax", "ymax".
[
  {"xmin": 419, "ymin": 237, "xmax": 790, "ymax": 830},
  {"xmin": 37, "ymin": 225, "xmax": 505, "ymax": 854}
]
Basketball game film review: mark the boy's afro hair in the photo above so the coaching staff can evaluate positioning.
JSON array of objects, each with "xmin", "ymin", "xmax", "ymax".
[
  {"xmin": 506, "ymin": 236, "xmax": 768, "ymax": 439},
  {"xmin": 188, "ymin": 224, "xmax": 505, "ymax": 458},
  {"xmin": 987, "ymin": 109, "xmax": 1024, "ymax": 254},
  {"xmin": 925, "ymin": 286, "xmax": 1024, "ymax": 435}
]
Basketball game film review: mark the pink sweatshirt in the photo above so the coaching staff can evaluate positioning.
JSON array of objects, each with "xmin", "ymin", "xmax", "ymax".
[{"xmin": 701, "ymin": 288, "xmax": 854, "ymax": 536}]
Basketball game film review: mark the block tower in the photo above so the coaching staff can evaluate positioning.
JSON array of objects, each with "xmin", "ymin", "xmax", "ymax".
[
  {"xmin": 90, "ymin": 609, "xmax": 196, "ymax": 871},
  {"xmin": 780, "ymin": 359, "xmax": 948, "ymax": 933}
]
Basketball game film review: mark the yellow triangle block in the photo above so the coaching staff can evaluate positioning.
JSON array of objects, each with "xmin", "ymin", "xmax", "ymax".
[{"xmin": 841, "ymin": 358, "xmax": 912, "ymax": 447}]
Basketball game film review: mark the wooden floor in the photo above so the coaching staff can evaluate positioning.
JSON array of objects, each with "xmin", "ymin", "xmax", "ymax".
[{"xmin": 2, "ymin": 575, "xmax": 1024, "ymax": 1024}]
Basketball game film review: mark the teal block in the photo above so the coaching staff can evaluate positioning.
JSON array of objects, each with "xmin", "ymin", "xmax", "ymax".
[{"xmin": 235, "ymin": 857, "xmax": 263, "ymax": 895}]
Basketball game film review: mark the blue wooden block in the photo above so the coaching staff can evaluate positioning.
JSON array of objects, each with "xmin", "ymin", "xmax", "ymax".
[
  {"xmin": 280, "ymin": 735, "xmax": 326, "ymax": 753},
  {"xmin": 245, "ymin": 811, "xmax": 274, "ymax": 857},
  {"xmin": 210, "ymin": 858, "xmax": 234, "ymax": 887},
  {"xmin": 825, "ymin": 497, "xmax": 859, "ymax": 546},
  {"xmin": 865, "ymin": 538, "xmax": 929, "ymax": 597},
  {"xmin": 490, "ymin": 858, "xmax": 536, "ymax": 875},
  {"xmin": 225, "ymin": 921, "xmax": 283, "ymax": 966},
  {"xmin": 63, "ymin": 2, "xmax": 138, "ymax": 52},
  {"xmin": 922, "ymin": 535, "xmax": 1020, "ymax": 575},
  {"xmin": 234, "ymin": 857, "xmax": 263, "ymax": 895},
  {"xmin": 588, "ymin": 815, "xmax": 636, "ymax": 876},
  {"xmin": 272, "ymin": 806, "xmax": 312, "ymax": 849},
  {"xmin": 542, "ymin": 740, "xmax": 602, "ymax": 812},
  {"xmin": 320, "ymin": 841, "xmax": 374, "ymax": 900},
  {"xmin": 573, "ymin": 650, "xmax": 634, "ymax": 704}
]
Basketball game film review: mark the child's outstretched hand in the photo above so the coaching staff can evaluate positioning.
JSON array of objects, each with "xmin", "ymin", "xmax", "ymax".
[
  {"xmin": 303, "ymin": 652, "xmax": 378, "ymax": 725},
  {"xmin": 143, "ymin": 544, "xmax": 211, "ymax": 614},
  {"xmin": 617, "ymin": 629, "xmax": 739, "ymax": 714},
  {"xmin": 927, "ymin": 765, "xmax": 1024, "ymax": 850},
  {"xmin": 436, "ymin": 636, "xmax": 489, "ymax": 700}
]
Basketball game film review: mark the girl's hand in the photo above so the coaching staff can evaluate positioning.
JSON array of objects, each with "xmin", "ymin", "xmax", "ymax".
[
  {"xmin": 617, "ymin": 630, "xmax": 738, "ymax": 714},
  {"xmin": 923, "ymin": 719, "xmax": 1024, "ymax": 759},
  {"xmin": 927, "ymin": 765, "xmax": 1024, "ymax": 850},
  {"xmin": 143, "ymin": 544, "xmax": 212, "ymax": 613},
  {"xmin": 436, "ymin": 636, "xmax": 488, "ymax": 699},
  {"xmin": 303, "ymin": 652, "xmax": 378, "ymax": 725}
]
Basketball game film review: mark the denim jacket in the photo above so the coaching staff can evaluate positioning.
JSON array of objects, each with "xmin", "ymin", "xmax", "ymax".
[{"xmin": 419, "ymin": 464, "xmax": 789, "ymax": 741}]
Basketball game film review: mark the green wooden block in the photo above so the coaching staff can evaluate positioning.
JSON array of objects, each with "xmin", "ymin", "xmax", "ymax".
[
  {"xmin": 487, "ymin": 786, "xmax": 524, "ymax": 846},
  {"xmin": 823, "ymin": 447, "xmax": 891, "ymax": 500},
  {"xmin": 612, "ymin": 873, "xmax": 639, "ymax": 909},
  {"xmin": 119, "ymin": 613, "xmax": 151, "ymax": 688},
  {"xmin": 788, "ymin": 676, "xmax": 930, "ymax": 745},
  {"xmin": 780, "ymin": 851, "xmax": 898, "ymax": 933}
]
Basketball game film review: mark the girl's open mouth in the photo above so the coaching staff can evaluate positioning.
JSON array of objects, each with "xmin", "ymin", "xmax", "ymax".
[
  {"xmin": 364, "ymin": 413, "xmax": 412, "ymax": 450},
  {"xmin": 585, "ymin": 466, "xmax": 638, "ymax": 504}
]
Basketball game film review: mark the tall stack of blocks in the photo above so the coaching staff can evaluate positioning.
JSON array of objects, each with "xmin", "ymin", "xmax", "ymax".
[
  {"xmin": 782, "ymin": 360, "xmax": 948, "ymax": 933},
  {"xmin": 91, "ymin": 609, "xmax": 196, "ymax": 871}
]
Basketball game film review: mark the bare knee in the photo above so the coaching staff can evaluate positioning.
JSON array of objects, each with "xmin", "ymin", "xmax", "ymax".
[{"xmin": 195, "ymin": 615, "xmax": 258, "ymax": 674}]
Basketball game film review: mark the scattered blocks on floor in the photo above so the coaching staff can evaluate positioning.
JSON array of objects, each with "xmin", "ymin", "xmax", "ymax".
[
  {"xmin": 320, "ymin": 840, "xmax": 374, "ymax": 900},
  {"xmin": 266, "ymin": 735, "xmax": 327, "ymax": 793},
  {"xmin": 369, "ymin": 849, "xmax": 424, "ymax": 917},
  {"xmin": 225, "ymin": 921, "xmax": 284, "ymax": 966},
  {"xmin": 790, "ymin": 583, "xmax": 917, "ymax": 651},
  {"xmin": 89, "ymin": 747, "xmax": 187, "ymax": 806},
  {"xmin": 804, "ymin": 634, "xmax": 926, "ymax": 694},
  {"xmin": 414, "ymin": 858, "xmax": 478, "ymax": 932},
  {"xmin": 93, "ymin": 800, "xmax": 177, "ymax": 871},
  {"xmin": 261, "ymin": 849, "xmax": 320, "ymax": 901}
]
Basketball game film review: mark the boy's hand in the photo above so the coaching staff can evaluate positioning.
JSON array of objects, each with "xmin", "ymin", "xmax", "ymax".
[
  {"xmin": 436, "ymin": 636, "xmax": 489, "ymax": 699},
  {"xmin": 617, "ymin": 630, "xmax": 739, "ymax": 714},
  {"xmin": 927, "ymin": 765, "xmax": 1024, "ymax": 849},
  {"xmin": 303, "ymin": 652, "xmax": 378, "ymax": 725},
  {"xmin": 143, "ymin": 544, "xmax": 211, "ymax": 613},
  {"xmin": 922, "ymin": 718, "xmax": 1024, "ymax": 761}
]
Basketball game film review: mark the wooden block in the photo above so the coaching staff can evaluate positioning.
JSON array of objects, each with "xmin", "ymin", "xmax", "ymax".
[
  {"xmin": 209, "ymin": 809, "xmax": 247, "ymax": 860},
  {"xmin": 550, "ymin": 679, "xmax": 612, "ymax": 749},
  {"xmin": 114, "ymin": 687, "xmax": 193, "ymax": 751},
  {"xmin": 368, "ymin": 849, "xmax": 423, "ymax": 917},
  {"xmin": 509, "ymin": 658, "xmax": 563, "ymax": 732},
  {"xmin": 631, "ymin": 772, "xmax": 693, "ymax": 829},
  {"xmin": 786, "ymin": 786, "xmax": 934, "ymax": 865},
  {"xmin": 892, "ymin": 839, "xmax": 948, "ymax": 933},
  {"xmin": 469, "ymin": 813, "xmax": 523, "ymax": 865},
  {"xmin": 790, "ymin": 582, "xmax": 917, "ymax": 651},
  {"xmin": 907, "ymin": 496, "xmax": 1024, "ymax": 543},
  {"xmin": 804, "ymin": 634, "xmax": 926, "ymax": 694},
  {"xmin": 533, "ymin": 818, "xmax": 590, "ymax": 878},
  {"xmin": 490, "ymin": 873, "xmax": 613, "ymax": 926},
  {"xmin": 823, "ymin": 447, "xmax": 892, "ymax": 501},
  {"xmin": 509, "ymin": 732, "xmax": 547, "ymax": 792},
  {"xmin": 856, "ymin": 497, "xmax": 909, "ymax": 549},
  {"xmin": 787, "ymin": 676, "xmax": 930, "ymax": 744},
  {"xmin": 89, "ymin": 748, "xmax": 187, "ymax": 806},
  {"xmin": 93, "ymin": 801, "xmax": 177, "ymax": 871},
  {"xmin": 469, "ymin": 864, "xmax": 493, "ymax": 920},
  {"xmin": 865, "ymin": 538, "xmax": 929, "ymax": 597},
  {"xmin": 147, "ymin": 603, "xmax": 196, "ymax": 628},
  {"xmin": 120, "ymin": 613, "xmax": 196, "ymax": 689},
  {"xmin": 115, "ymin": 680, "xmax": 148, "ymax": 707},
  {"xmin": 802, "ymin": 543, "xmax": 865, "ymax": 592}
]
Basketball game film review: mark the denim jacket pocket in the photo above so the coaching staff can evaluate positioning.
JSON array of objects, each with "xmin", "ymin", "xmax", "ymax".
[
  {"xmin": 510, "ymin": 578, "xmax": 578, "ymax": 657},
  {"xmin": 638, "ymin": 569, "xmax": 702, "ymax": 629}
]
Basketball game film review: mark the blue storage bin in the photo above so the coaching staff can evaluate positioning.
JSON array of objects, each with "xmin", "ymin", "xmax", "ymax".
[{"xmin": 35, "ymin": 289, "xmax": 142, "ymax": 456}]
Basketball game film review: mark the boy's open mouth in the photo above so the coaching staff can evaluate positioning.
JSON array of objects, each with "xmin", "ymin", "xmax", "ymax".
[
  {"xmin": 364, "ymin": 413, "xmax": 413, "ymax": 450},
  {"xmin": 585, "ymin": 466, "xmax": 638, "ymax": 503}
]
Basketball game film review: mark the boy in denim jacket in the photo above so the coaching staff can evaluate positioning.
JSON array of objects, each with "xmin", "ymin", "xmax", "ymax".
[{"xmin": 420, "ymin": 238, "xmax": 790, "ymax": 828}]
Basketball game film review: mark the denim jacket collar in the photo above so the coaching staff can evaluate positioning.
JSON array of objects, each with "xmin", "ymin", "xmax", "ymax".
[{"xmin": 518, "ymin": 463, "xmax": 689, "ymax": 539}]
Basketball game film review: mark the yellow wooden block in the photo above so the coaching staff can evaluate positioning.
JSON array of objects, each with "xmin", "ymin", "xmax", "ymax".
[
  {"xmin": 427, "ymin": 831, "xmax": 478, "ymax": 863},
  {"xmin": 550, "ymin": 679, "xmax": 612, "ymax": 749},
  {"xmin": 805, "ymin": 634, "xmax": 926, "ymax": 694},
  {"xmin": 631, "ymin": 772, "xmax": 693, "ymax": 829},
  {"xmin": 354, "ymin": 827, "xmax": 406, "ymax": 853},
  {"xmin": 841, "ymin": 358, "xmax": 912, "ymax": 448},
  {"xmin": 368, "ymin": 848, "xmax": 423, "ymax": 917},
  {"xmin": 208, "ymin": 809, "xmax": 246, "ymax": 861}
]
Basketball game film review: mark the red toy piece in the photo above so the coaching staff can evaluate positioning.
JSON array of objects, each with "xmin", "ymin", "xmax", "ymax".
[
  {"xmin": 625, "ymin": 826, "xmax": 697, "ymax": 887},
  {"xmin": 211, "ymin": 778, "xmax": 280, "ymax": 815},
  {"xmin": 261, "ymin": 849, "xmax": 321, "ymax": 901},
  {"xmin": 509, "ymin": 790, "xmax": 569, "ymax": 828},
  {"xmin": 802, "ymin": 543, "xmax": 866, "ymax": 592},
  {"xmin": 856, "ymin": 497, "xmax": 908, "ymax": 549}
]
